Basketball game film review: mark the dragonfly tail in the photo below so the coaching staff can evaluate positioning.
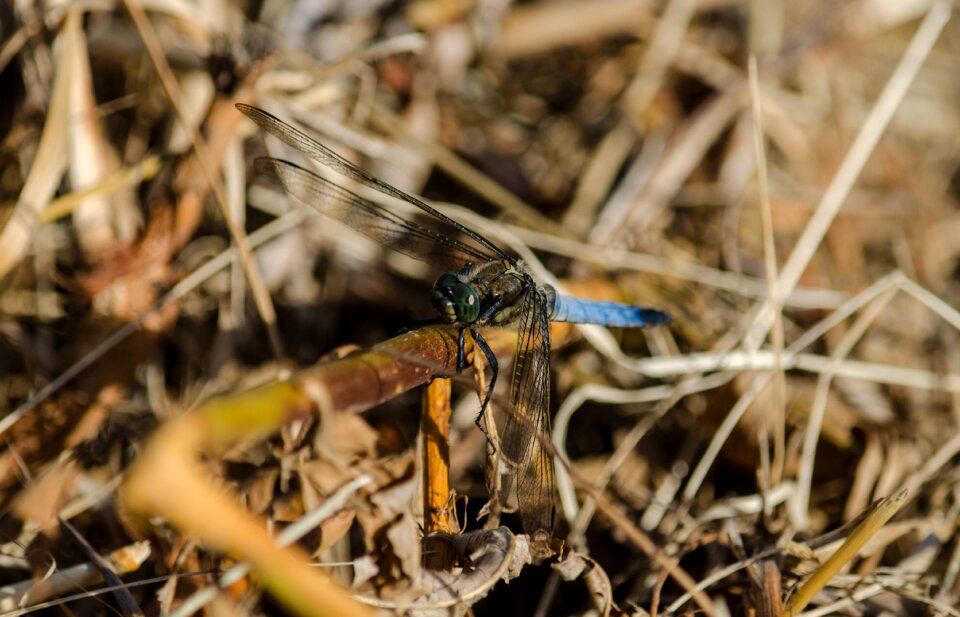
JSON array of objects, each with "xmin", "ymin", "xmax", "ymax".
[{"xmin": 550, "ymin": 295, "xmax": 671, "ymax": 328}]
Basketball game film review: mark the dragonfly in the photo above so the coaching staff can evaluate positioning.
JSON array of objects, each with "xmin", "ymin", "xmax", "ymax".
[{"xmin": 237, "ymin": 104, "xmax": 671, "ymax": 538}]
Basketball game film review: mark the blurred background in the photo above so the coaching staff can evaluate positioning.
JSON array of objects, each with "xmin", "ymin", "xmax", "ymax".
[{"xmin": 0, "ymin": 0, "xmax": 959, "ymax": 615}]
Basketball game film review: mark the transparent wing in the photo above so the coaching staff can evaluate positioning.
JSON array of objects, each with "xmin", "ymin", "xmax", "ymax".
[
  {"xmin": 500, "ymin": 288, "xmax": 556, "ymax": 535},
  {"xmin": 262, "ymin": 159, "xmax": 496, "ymax": 271},
  {"xmin": 238, "ymin": 104, "xmax": 513, "ymax": 269}
]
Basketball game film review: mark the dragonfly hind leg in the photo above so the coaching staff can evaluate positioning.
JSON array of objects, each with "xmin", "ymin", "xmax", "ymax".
[
  {"xmin": 470, "ymin": 328, "xmax": 499, "ymax": 451},
  {"xmin": 454, "ymin": 326, "xmax": 497, "ymax": 450}
]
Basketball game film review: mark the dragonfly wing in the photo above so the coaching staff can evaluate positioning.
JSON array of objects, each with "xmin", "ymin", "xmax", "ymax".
[
  {"xmin": 238, "ymin": 104, "xmax": 514, "ymax": 266},
  {"xmin": 500, "ymin": 288, "xmax": 556, "ymax": 536},
  {"xmin": 263, "ymin": 158, "xmax": 494, "ymax": 271}
]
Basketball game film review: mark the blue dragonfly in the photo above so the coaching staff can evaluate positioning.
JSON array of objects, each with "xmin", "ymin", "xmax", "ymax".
[{"xmin": 237, "ymin": 104, "xmax": 671, "ymax": 537}]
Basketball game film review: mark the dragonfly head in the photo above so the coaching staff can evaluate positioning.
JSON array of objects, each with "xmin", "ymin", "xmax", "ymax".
[{"xmin": 432, "ymin": 272, "xmax": 481, "ymax": 324}]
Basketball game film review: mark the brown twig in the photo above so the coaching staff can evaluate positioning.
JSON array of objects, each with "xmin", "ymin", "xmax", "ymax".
[
  {"xmin": 421, "ymin": 378, "xmax": 454, "ymax": 540},
  {"xmin": 121, "ymin": 325, "xmax": 518, "ymax": 615}
]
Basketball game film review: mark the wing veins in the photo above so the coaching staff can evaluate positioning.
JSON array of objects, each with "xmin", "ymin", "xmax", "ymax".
[
  {"xmin": 501, "ymin": 289, "xmax": 556, "ymax": 534},
  {"xmin": 263, "ymin": 159, "xmax": 493, "ymax": 268},
  {"xmin": 238, "ymin": 104, "xmax": 513, "ymax": 265}
]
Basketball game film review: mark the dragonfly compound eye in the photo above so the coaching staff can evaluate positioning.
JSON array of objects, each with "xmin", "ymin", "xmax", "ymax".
[{"xmin": 433, "ymin": 272, "xmax": 481, "ymax": 323}]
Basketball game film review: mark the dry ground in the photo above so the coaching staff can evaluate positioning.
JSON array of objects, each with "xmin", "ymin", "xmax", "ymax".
[{"xmin": 0, "ymin": 1, "xmax": 959, "ymax": 616}]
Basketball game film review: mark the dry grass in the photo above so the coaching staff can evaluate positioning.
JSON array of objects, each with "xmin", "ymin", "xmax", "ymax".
[{"xmin": 0, "ymin": 1, "xmax": 959, "ymax": 615}]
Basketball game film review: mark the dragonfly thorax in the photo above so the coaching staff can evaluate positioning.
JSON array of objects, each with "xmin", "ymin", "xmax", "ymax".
[{"xmin": 432, "ymin": 271, "xmax": 481, "ymax": 324}]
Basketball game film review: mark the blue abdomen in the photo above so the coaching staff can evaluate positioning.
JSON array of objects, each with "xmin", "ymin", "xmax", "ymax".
[{"xmin": 550, "ymin": 295, "xmax": 671, "ymax": 328}]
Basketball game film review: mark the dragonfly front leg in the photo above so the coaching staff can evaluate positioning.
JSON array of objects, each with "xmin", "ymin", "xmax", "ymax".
[
  {"xmin": 470, "ymin": 328, "xmax": 499, "ymax": 451},
  {"xmin": 477, "ymin": 275, "xmax": 530, "ymax": 326},
  {"xmin": 456, "ymin": 325, "xmax": 469, "ymax": 374}
]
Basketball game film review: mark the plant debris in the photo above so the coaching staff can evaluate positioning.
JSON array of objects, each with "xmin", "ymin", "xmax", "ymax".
[{"xmin": 1, "ymin": 1, "xmax": 959, "ymax": 616}]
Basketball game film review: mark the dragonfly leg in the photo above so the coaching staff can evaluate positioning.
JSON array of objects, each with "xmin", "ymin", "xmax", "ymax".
[
  {"xmin": 477, "ymin": 294, "xmax": 509, "ymax": 323},
  {"xmin": 456, "ymin": 325, "xmax": 468, "ymax": 374},
  {"xmin": 477, "ymin": 276, "xmax": 532, "ymax": 325},
  {"xmin": 471, "ymin": 328, "xmax": 499, "ymax": 452}
]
